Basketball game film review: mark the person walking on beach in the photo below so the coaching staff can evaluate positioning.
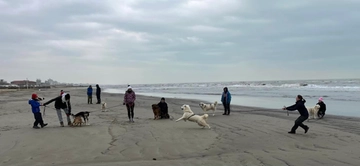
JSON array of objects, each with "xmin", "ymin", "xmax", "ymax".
[
  {"xmin": 29, "ymin": 93, "xmax": 48, "ymax": 129},
  {"xmin": 96, "ymin": 84, "xmax": 101, "ymax": 104},
  {"xmin": 317, "ymin": 97, "xmax": 326, "ymax": 118},
  {"xmin": 221, "ymin": 87, "xmax": 232, "ymax": 115},
  {"xmin": 43, "ymin": 93, "xmax": 72, "ymax": 127},
  {"xmin": 87, "ymin": 85, "xmax": 93, "ymax": 104},
  {"xmin": 283, "ymin": 95, "xmax": 309, "ymax": 134},
  {"xmin": 123, "ymin": 86, "xmax": 136, "ymax": 122}
]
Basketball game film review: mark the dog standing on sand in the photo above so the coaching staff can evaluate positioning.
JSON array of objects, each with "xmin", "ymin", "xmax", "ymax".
[
  {"xmin": 307, "ymin": 104, "xmax": 321, "ymax": 121},
  {"xmin": 71, "ymin": 111, "xmax": 90, "ymax": 125},
  {"xmin": 199, "ymin": 101, "xmax": 218, "ymax": 116},
  {"xmin": 176, "ymin": 105, "xmax": 211, "ymax": 129},
  {"xmin": 151, "ymin": 104, "xmax": 161, "ymax": 120},
  {"xmin": 101, "ymin": 102, "xmax": 107, "ymax": 112},
  {"xmin": 71, "ymin": 115, "xmax": 83, "ymax": 127}
]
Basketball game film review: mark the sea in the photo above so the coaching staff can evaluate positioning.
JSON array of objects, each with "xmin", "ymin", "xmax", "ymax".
[{"xmin": 103, "ymin": 79, "xmax": 360, "ymax": 117}]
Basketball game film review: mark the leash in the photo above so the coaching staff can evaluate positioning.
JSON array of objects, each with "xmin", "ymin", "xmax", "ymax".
[
  {"xmin": 43, "ymin": 104, "xmax": 123, "ymax": 113},
  {"xmin": 187, "ymin": 113, "xmax": 196, "ymax": 120},
  {"xmin": 284, "ymin": 106, "xmax": 289, "ymax": 116},
  {"xmin": 43, "ymin": 106, "xmax": 46, "ymax": 117}
]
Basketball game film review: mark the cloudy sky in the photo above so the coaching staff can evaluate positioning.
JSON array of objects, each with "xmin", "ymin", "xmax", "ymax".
[{"xmin": 0, "ymin": 0, "xmax": 359, "ymax": 84}]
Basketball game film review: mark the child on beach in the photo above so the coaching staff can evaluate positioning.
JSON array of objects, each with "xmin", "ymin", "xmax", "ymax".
[
  {"xmin": 123, "ymin": 86, "xmax": 136, "ymax": 122},
  {"xmin": 29, "ymin": 94, "xmax": 47, "ymax": 129},
  {"xmin": 283, "ymin": 95, "xmax": 309, "ymax": 134},
  {"xmin": 158, "ymin": 97, "xmax": 170, "ymax": 119}
]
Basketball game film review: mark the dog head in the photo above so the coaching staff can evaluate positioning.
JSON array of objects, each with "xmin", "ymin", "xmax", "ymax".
[
  {"xmin": 199, "ymin": 102, "xmax": 206, "ymax": 108},
  {"xmin": 152, "ymin": 104, "xmax": 160, "ymax": 110},
  {"xmin": 181, "ymin": 104, "xmax": 193, "ymax": 113},
  {"xmin": 314, "ymin": 104, "xmax": 321, "ymax": 111}
]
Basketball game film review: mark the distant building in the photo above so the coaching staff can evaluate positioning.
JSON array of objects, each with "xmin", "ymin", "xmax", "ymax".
[
  {"xmin": 11, "ymin": 80, "xmax": 36, "ymax": 87},
  {"xmin": 0, "ymin": 79, "xmax": 9, "ymax": 85}
]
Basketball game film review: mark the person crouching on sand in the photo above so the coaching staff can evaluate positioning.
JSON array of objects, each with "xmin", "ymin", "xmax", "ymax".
[
  {"xmin": 43, "ymin": 93, "xmax": 72, "ymax": 127},
  {"xmin": 283, "ymin": 95, "xmax": 309, "ymax": 134},
  {"xmin": 158, "ymin": 97, "xmax": 169, "ymax": 119},
  {"xmin": 317, "ymin": 97, "xmax": 326, "ymax": 118},
  {"xmin": 29, "ymin": 94, "xmax": 48, "ymax": 129},
  {"xmin": 123, "ymin": 86, "xmax": 136, "ymax": 122}
]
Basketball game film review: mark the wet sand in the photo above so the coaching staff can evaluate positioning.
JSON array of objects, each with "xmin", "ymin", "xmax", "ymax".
[{"xmin": 0, "ymin": 88, "xmax": 360, "ymax": 166}]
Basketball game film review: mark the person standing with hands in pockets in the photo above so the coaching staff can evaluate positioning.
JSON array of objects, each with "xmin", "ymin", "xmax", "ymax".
[
  {"xmin": 221, "ymin": 87, "xmax": 232, "ymax": 115},
  {"xmin": 123, "ymin": 86, "xmax": 136, "ymax": 123}
]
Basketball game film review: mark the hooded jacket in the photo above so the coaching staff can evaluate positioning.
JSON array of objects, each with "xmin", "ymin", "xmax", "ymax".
[
  {"xmin": 29, "ymin": 99, "xmax": 41, "ymax": 113},
  {"xmin": 317, "ymin": 101, "xmax": 326, "ymax": 113},
  {"xmin": 123, "ymin": 90, "xmax": 136, "ymax": 104},
  {"xmin": 96, "ymin": 85, "xmax": 101, "ymax": 96},
  {"xmin": 44, "ymin": 93, "xmax": 72, "ymax": 112},
  {"xmin": 221, "ymin": 91, "xmax": 231, "ymax": 104},
  {"xmin": 87, "ymin": 87, "xmax": 93, "ymax": 96},
  {"xmin": 286, "ymin": 99, "xmax": 308, "ymax": 117}
]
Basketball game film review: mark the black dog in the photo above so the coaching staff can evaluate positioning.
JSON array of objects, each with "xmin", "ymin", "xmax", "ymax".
[{"xmin": 71, "ymin": 111, "xmax": 90, "ymax": 125}]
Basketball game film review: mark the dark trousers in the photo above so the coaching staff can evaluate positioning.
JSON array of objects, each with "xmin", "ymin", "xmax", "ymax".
[
  {"xmin": 126, "ymin": 104, "xmax": 135, "ymax": 119},
  {"xmin": 96, "ymin": 94, "xmax": 101, "ymax": 104},
  {"xmin": 223, "ymin": 103, "xmax": 231, "ymax": 115},
  {"xmin": 291, "ymin": 116, "xmax": 308, "ymax": 132},
  {"xmin": 88, "ymin": 95, "xmax": 92, "ymax": 104},
  {"xmin": 33, "ymin": 112, "xmax": 44, "ymax": 127}
]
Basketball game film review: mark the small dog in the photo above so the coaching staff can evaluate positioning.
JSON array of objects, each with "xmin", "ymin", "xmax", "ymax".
[
  {"xmin": 176, "ymin": 105, "xmax": 210, "ymax": 129},
  {"xmin": 101, "ymin": 102, "xmax": 107, "ymax": 112},
  {"xmin": 71, "ymin": 111, "xmax": 90, "ymax": 125},
  {"xmin": 307, "ymin": 104, "xmax": 321, "ymax": 121},
  {"xmin": 71, "ymin": 116, "xmax": 83, "ymax": 127},
  {"xmin": 152, "ymin": 104, "xmax": 161, "ymax": 120},
  {"xmin": 199, "ymin": 101, "xmax": 218, "ymax": 116}
]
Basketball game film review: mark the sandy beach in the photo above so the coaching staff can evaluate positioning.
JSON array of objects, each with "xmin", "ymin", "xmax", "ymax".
[{"xmin": 1, "ymin": 87, "xmax": 360, "ymax": 166}]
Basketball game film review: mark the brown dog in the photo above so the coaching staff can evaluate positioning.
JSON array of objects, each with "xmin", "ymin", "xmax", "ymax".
[
  {"xmin": 152, "ymin": 104, "xmax": 161, "ymax": 120},
  {"xmin": 71, "ymin": 115, "xmax": 83, "ymax": 127}
]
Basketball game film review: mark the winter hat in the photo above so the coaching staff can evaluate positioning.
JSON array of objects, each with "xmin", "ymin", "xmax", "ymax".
[
  {"xmin": 318, "ymin": 97, "xmax": 323, "ymax": 101},
  {"xmin": 31, "ymin": 93, "xmax": 38, "ymax": 99},
  {"xmin": 128, "ymin": 86, "xmax": 132, "ymax": 90}
]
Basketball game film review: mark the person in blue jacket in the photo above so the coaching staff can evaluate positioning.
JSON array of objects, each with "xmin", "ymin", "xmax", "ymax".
[
  {"xmin": 283, "ymin": 95, "xmax": 309, "ymax": 134},
  {"xmin": 29, "ymin": 93, "xmax": 47, "ymax": 129},
  {"xmin": 87, "ymin": 85, "xmax": 93, "ymax": 104},
  {"xmin": 221, "ymin": 87, "xmax": 232, "ymax": 115}
]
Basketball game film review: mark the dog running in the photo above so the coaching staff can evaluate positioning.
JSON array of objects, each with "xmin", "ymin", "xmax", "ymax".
[
  {"xmin": 176, "ymin": 104, "xmax": 211, "ymax": 129},
  {"xmin": 199, "ymin": 101, "xmax": 218, "ymax": 116}
]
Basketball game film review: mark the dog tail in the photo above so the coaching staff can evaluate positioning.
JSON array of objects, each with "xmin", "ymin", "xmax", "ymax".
[
  {"xmin": 214, "ymin": 101, "xmax": 218, "ymax": 106},
  {"xmin": 202, "ymin": 114, "xmax": 209, "ymax": 120}
]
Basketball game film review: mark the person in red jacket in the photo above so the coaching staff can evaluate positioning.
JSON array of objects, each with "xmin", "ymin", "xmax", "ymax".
[{"xmin": 123, "ymin": 86, "xmax": 136, "ymax": 122}]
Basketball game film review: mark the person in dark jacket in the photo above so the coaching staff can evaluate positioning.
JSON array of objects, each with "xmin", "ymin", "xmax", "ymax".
[
  {"xmin": 29, "ymin": 93, "xmax": 47, "ymax": 129},
  {"xmin": 123, "ymin": 86, "xmax": 136, "ymax": 122},
  {"xmin": 87, "ymin": 85, "xmax": 93, "ymax": 104},
  {"xmin": 158, "ymin": 97, "xmax": 169, "ymax": 119},
  {"xmin": 221, "ymin": 87, "xmax": 232, "ymax": 115},
  {"xmin": 43, "ymin": 93, "xmax": 72, "ymax": 127},
  {"xmin": 283, "ymin": 95, "xmax": 309, "ymax": 134},
  {"xmin": 317, "ymin": 97, "xmax": 326, "ymax": 118},
  {"xmin": 96, "ymin": 84, "xmax": 101, "ymax": 104}
]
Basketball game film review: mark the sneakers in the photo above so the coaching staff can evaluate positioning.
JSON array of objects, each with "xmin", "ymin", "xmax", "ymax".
[
  {"xmin": 33, "ymin": 126, "xmax": 40, "ymax": 129},
  {"xmin": 129, "ymin": 119, "xmax": 134, "ymax": 123},
  {"xmin": 41, "ymin": 123, "xmax": 48, "ymax": 128},
  {"xmin": 60, "ymin": 122, "xmax": 64, "ymax": 127}
]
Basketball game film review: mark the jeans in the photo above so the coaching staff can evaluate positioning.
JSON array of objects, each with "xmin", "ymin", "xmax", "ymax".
[
  {"xmin": 223, "ymin": 103, "xmax": 231, "ymax": 115},
  {"xmin": 291, "ymin": 116, "xmax": 308, "ymax": 132},
  {"xmin": 33, "ymin": 112, "xmax": 45, "ymax": 127},
  {"xmin": 88, "ymin": 95, "xmax": 92, "ymax": 104},
  {"xmin": 126, "ymin": 103, "xmax": 135, "ymax": 119},
  {"xmin": 56, "ymin": 108, "xmax": 71, "ymax": 123}
]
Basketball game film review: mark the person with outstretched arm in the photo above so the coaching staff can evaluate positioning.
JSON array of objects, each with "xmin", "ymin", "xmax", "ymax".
[
  {"xmin": 43, "ymin": 93, "xmax": 72, "ymax": 127},
  {"xmin": 283, "ymin": 95, "xmax": 309, "ymax": 134}
]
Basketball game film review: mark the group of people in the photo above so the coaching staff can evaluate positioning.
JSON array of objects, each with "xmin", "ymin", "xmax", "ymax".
[
  {"xmin": 28, "ymin": 84, "xmax": 327, "ymax": 135},
  {"xmin": 87, "ymin": 84, "xmax": 102, "ymax": 104},
  {"xmin": 283, "ymin": 95, "xmax": 327, "ymax": 134}
]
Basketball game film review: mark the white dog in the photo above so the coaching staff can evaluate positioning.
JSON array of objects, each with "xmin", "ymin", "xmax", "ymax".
[
  {"xmin": 101, "ymin": 102, "xmax": 107, "ymax": 112},
  {"xmin": 307, "ymin": 104, "xmax": 321, "ymax": 120},
  {"xmin": 199, "ymin": 101, "xmax": 218, "ymax": 116},
  {"xmin": 176, "ymin": 105, "xmax": 211, "ymax": 129}
]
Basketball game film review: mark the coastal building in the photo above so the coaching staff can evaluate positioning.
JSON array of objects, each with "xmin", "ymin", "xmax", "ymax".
[{"xmin": 11, "ymin": 80, "xmax": 36, "ymax": 88}]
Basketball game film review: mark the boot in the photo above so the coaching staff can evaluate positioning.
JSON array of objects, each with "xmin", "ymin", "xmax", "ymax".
[
  {"xmin": 33, "ymin": 126, "xmax": 40, "ymax": 129},
  {"xmin": 60, "ymin": 122, "xmax": 64, "ymax": 127},
  {"xmin": 41, "ymin": 123, "xmax": 48, "ymax": 128}
]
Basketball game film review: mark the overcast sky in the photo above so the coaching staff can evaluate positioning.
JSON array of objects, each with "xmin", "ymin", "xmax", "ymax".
[{"xmin": 0, "ymin": 0, "xmax": 359, "ymax": 84}]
